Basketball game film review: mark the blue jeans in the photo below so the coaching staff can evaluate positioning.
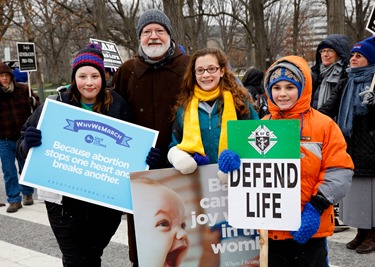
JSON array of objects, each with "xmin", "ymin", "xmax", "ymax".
[{"xmin": 0, "ymin": 139, "xmax": 34, "ymax": 203}]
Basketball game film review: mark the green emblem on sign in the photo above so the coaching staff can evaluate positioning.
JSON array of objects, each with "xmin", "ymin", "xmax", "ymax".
[
  {"xmin": 228, "ymin": 120, "xmax": 300, "ymax": 159},
  {"xmin": 248, "ymin": 125, "xmax": 277, "ymax": 155}
]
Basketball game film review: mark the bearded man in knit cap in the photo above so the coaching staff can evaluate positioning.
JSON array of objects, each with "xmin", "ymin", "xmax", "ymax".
[
  {"xmin": 0, "ymin": 62, "xmax": 40, "ymax": 212},
  {"xmin": 112, "ymin": 9, "xmax": 189, "ymax": 266}
]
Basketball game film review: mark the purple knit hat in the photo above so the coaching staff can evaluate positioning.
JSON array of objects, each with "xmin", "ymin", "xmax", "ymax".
[{"xmin": 71, "ymin": 43, "xmax": 106, "ymax": 88}]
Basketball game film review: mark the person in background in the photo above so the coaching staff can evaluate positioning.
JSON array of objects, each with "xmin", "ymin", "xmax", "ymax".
[
  {"xmin": 168, "ymin": 47, "xmax": 259, "ymax": 175},
  {"xmin": 311, "ymin": 34, "xmax": 351, "ymax": 118},
  {"xmin": 219, "ymin": 55, "xmax": 354, "ymax": 267},
  {"xmin": 112, "ymin": 9, "xmax": 190, "ymax": 266},
  {"xmin": 310, "ymin": 34, "xmax": 351, "ymax": 232},
  {"xmin": 337, "ymin": 36, "xmax": 375, "ymax": 254},
  {"xmin": 16, "ymin": 43, "xmax": 136, "ymax": 266},
  {"xmin": 0, "ymin": 62, "xmax": 39, "ymax": 213},
  {"xmin": 105, "ymin": 67, "xmax": 114, "ymax": 88},
  {"xmin": 241, "ymin": 66, "xmax": 269, "ymax": 118}
]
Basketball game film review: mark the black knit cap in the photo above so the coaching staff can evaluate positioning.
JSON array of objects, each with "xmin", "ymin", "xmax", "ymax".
[
  {"xmin": 136, "ymin": 9, "xmax": 172, "ymax": 38},
  {"xmin": 71, "ymin": 43, "xmax": 106, "ymax": 90},
  {"xmin": 0, "ymin": 63, "xmax": 14, "ymax": 78}
]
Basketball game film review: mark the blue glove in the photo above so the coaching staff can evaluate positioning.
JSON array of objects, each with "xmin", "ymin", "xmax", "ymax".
[
  {"xmin": 146, "ymin": 147, "xmax": 161, "ymax": 169},
  {"xmin": 290, "ymin": 202, "xmax": 320, "ymax": 244},
  {"xmin": 192, "ymin": 153, "xmax": 210, "ymax": 166},
  {"xmin": 218, "ymin": 149, "xmax": 241, "ymax": 173},
  {"xmin": 24, "ymin": 126, "xmax": 42, "ymax": 150}
]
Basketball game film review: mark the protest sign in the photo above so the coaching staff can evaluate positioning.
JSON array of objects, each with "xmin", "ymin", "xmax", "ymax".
[
  {"xmin": 20, "ymin": 99, "xmax": 158, "ymax": 213},
  {"xmin": 366, "ymin": 5, "xmax": 375, "ymax": 35},
  {"xmin": 16, "ymin": 42, "xmax": 37, "ymax": 72},
  {"xmin": 130, "ymin": 164, "xmax": 260, "ymax": 267},
  {"xmin": 227, "ymin": 120, "xmax": 301, "ymax": 231},
  {"xmin": 90, "ymin": 38, "xmax": 123, "ymax": 69}
]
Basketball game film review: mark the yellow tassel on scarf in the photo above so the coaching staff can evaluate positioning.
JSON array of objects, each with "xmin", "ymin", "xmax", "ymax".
[{"xmin": 177, "ymin": 85, "xmax": 237, "ymax": 156}]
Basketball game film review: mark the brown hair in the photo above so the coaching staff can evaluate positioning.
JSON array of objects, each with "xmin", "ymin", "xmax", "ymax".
[
  {"xmin": 171, "ymin": 48, "xmax": 251, "ymax": 122},
  {"xmin": 68, "ymin": 80, "xmax": 112, "ymax": 113}
]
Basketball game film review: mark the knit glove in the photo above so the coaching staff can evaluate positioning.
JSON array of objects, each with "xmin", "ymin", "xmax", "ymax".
[
  {"xmin": 217, "ymin": 150, "xmax": 241, "ymax": 183},
  {"xmin": 24, "ymin": 126, "xmax": 42, "ymax": 150},
  {"xmin": 146, "ymin": 147, "xmax": 161, "ymax": 169},
  {"xmin": 359, "ymin": 86, "xmax": 375, "ymax": 106},
  {"xmin": 192, "ymin": 153, "xmax": 210, "ymax": 166},
  {"xmin": 167, "ymin": 146, "xmax": 197, "ymax": 174},
  {"xmin": 290, "ymin": 203, "xmax": 320, "ymax": 244},
  {"xmin": 290, "ymin": 193, "xmax": 330, "ymax": 244}
]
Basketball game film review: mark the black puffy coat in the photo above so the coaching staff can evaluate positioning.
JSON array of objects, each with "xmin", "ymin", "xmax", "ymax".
[{"xmin": 311, "ymin": 34, "xmax": 351, "ymax": 118}]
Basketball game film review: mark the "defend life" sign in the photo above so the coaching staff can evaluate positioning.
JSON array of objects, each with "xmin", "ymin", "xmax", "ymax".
[{"xmin": 227, "ymin": 120, "xmax": 301, "ymax": 231}]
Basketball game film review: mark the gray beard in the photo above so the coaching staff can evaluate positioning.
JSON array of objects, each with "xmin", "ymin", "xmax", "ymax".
[{"xmin": 141, "ymin": 42, "xmax": 169, "ymax": 59}]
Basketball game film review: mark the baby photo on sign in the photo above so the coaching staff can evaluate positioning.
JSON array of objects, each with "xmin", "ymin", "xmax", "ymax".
[{"xmin": 130, "ymin": 164, "xmax": 260, "ymax": 267}]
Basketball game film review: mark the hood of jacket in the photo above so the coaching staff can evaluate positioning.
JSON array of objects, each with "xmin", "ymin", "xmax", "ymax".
[
  {"xmin": 264, "ymin": 55, "xmax": 312, "ymax": 118},
  {"xmin": 311, "ymin": 34, "xmax": 351, "ymax": 72},
  {"xmin": 0, "ymin": 63, "xmax": 14, "ymax": 79},
  {"xmin": 242, "ymin": 67, "xmax": 264, "ymax": 87}
]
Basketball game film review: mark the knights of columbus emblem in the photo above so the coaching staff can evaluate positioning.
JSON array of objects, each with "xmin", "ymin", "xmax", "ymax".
[{"xmin": 248, "ymin": 125, "xmax": 277, "ymax": 155}]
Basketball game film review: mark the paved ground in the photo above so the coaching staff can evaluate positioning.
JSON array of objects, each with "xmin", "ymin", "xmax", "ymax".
[{"xmin": 0, "ymin": 168, "xmax": 374, "ymax": 266}]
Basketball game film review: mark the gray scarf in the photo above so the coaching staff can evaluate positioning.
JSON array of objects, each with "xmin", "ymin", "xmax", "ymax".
[
  {"xmin": 317, "ymin": 59, "xmax": 344, "ymax": 109},
  {"xmin": 1, "ymin": 81, "xmax": 14, "ymax": 93}
]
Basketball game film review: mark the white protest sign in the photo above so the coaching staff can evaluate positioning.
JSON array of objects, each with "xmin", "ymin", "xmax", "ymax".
[
  {"xmin": 90, "ymin": 38, "xmax": 123, "ymax": 69},
  {"xmin": 227, "ymin": 120, "xmax": 301, "ymax": 231}
]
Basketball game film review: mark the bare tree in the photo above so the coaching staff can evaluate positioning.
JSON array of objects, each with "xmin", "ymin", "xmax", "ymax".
[
  {"xmin": 163, "ymin": 0, "xmax": 185, "ymax": 48},
  {"xmin": 183, "ymin": 0, "xmax": 209, "ymax": 53},
  {"xmin": 0, "ymin": 0, "xmax": 15, "ymax": 42},
  {"xmin": 345, "ymin": 0, "xmax": 372, "ymax": 42},
  {"xmin": 3, "ymin": 0, "xmax": 374, "ymax": 90},
  {"xmin": 326, "ymin": 0, "xmax": 346, "ymax": 34},
  {"xmin": 266, "ymin": 1, "xmax": 290, "ymax": 61},
  {"xmin": 249, "ymin": 0, "xmax": 271, "ymax": 71},
  {"xmin": 107, "ymin": 0, "xmax": 140, "ymax": 56}
]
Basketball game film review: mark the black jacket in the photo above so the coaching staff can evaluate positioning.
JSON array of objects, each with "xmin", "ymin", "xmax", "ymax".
[{"xmin": 311, "ymin": 34, "xmax": 351, "ymax": 118}]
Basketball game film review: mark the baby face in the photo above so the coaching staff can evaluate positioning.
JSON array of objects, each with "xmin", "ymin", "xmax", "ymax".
[{"xmin": 132, "ymin": 182, "xmax": 189, "ymax": 267}]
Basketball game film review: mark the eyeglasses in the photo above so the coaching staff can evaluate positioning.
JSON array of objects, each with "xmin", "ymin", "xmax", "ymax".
[
  {"xmin": 194, "ymin": 66, "xmax": 220, "ymax": 75},
  {"xmin": 319, "ymin": 48, "xmax": 335, "ymax": 55},
  {"xmin": 141, "ymin": 29, "xmax": 167, "ymax": 37},
  {"xmin": 350, "ymin": 53, "xmax": 364, "ymax": 59}
]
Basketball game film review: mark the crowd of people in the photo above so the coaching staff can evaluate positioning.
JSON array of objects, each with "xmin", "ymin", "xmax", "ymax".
[{"xmin": 1, "ymin": 7, "xmax": 374, "ymax": 267}]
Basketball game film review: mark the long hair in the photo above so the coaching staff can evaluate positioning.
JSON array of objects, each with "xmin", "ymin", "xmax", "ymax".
[
  {"xmin": 171, "ymin": 48, "xmax": 251, "ymax": 122},
  {"xmin": 68, "ymin": 78, "xmax": 112, "ymax": 113},
  {"xmin": 68, "ymin": 80, "xmax": 112, "ymax": 113}
]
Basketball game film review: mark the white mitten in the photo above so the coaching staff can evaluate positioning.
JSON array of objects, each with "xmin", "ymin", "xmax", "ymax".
[
  {"xmin": 217, "ymin": 170, "xmax": 228, "ymax": 184},
  {"xmin": 168, "ymin": 146, "xmax": 197, "ymax": 174}
]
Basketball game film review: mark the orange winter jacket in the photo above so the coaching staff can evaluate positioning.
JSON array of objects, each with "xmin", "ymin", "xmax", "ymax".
[{"xmin": 263, "ymin": 56, "xmax": 354, "ymax": 240}]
